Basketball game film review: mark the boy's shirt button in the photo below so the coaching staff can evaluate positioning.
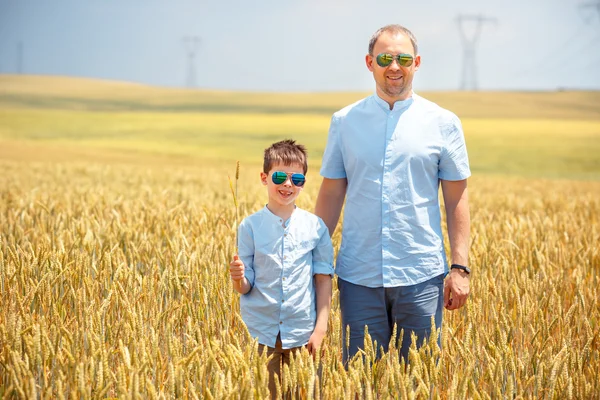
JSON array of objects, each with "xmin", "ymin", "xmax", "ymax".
[{"xmin": 280, "ymin": 321, "xmax": 283, "ymax": 325}]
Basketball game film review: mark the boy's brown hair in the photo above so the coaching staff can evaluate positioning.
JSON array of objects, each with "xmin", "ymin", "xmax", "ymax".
[{"xmin": 263, "ymin": 139, "xmax": 308, "ymax": 174}]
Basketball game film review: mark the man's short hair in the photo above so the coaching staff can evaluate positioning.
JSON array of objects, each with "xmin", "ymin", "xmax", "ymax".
[
  {"xmin": 263, "ymin": 139, "xmax": 308, "ymax": 174},
  {"xmin": 368, "ymin": 24, "xmax": 418, "ymax": 56}
]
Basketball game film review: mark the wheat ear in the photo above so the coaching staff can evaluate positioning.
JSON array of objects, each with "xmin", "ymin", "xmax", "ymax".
[{"xmin": 227, "ymin": 161, "xmax": 240, "ymax": 253}]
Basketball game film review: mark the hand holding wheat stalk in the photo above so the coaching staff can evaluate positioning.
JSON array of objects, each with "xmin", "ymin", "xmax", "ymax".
[
  {"xmin": 227, "ymin": 162, "xmax": 241, "ymax": 329},
  {"xmin": 228, "ymin": 161, "xmax": 240, "ymax": 253}
]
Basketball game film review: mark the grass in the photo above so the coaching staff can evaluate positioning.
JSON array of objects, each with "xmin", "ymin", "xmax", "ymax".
[{"xmin": 1, "ymin": 75, "xmax": 599, "ymax": 180}]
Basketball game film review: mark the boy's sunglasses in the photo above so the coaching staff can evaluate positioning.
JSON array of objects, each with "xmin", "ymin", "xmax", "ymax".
[
  {"xmin": 375, "ymin": 53, "xmax": 414, "ymax": 68},
  {"xmin": 271, "ymin": 171, "xmax": 306, "ymax": 187}
]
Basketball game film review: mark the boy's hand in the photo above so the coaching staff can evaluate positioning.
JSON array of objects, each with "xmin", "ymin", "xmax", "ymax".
[
  {"xmin": 307, "ymin": 328, "xmax": 326, "ymax": 358},
  {"xmin": 229, "ymin": 255, "xmax": 245, "ymax": 281}
]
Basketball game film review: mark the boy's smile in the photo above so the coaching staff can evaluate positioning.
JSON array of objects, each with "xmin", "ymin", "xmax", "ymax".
[{"xmin": 261, "ymin": 162, "xmax": 305, "ymax": 218}]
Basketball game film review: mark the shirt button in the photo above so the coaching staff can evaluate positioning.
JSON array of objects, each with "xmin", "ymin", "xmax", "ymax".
[
  {"xmin": 283, "ymin": 277, "xmax": 286, "ymax": 281},
  {"xmin": 281, "ymin": 299, "xmax": 284, "ymax": 303},
  {"xmin": 284, "ymin": 233, "xmax": 287, "ymax": 237},
  {"xmin": 283, "ymin": 256, "xmax": 287, "ymax": 260},
  {"xmin": 279, "ymin": 321, "xmax": 283, "ymax": 325}
]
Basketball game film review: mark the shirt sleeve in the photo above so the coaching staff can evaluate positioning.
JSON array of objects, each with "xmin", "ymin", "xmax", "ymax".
[
  {"xmin": 237, "ymin": 219, "xmax": 255, "ymax": 288},
  {"xmin": 439, "ymin": 112, "xmax": 471, "ymax": 181},
  {"xmin": 320, "ymin": 114, "xmax": 347, "ymax": 179},
  {"xmin": 312, "ymin": 218, "xmax": 335, "ymax": 276}
]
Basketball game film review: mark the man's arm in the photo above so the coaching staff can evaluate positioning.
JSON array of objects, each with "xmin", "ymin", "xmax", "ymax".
[
  {"xmin": 307, "ymin": 274, "xmax": 332, "ymax": 356},
  {"xmin": 314, "ymin": 178, "xmax": 348, "ymax": 236},
  {"xmin": 441, "ymin": 179, "xmax": 470, "ymax": 310}
]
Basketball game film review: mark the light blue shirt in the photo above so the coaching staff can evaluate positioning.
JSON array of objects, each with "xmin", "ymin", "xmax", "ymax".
[
  {"xmin": 238, "ymin": 206, "xmax": 334, "ymax": 349},
  {"xmin": 320, "ymin": 93, "xmax": 471, "ymax": 288}
]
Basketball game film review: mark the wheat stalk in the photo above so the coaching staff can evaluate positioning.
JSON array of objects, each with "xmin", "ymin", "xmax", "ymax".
[{"xmin": 227, "ymin": 161, "xmax": 240, "ymax": 253}]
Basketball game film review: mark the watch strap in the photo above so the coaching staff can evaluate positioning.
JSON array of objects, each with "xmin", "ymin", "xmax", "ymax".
[{"xmin": 450, "ymin": 264, "xmax": 471, "ymax": 274}]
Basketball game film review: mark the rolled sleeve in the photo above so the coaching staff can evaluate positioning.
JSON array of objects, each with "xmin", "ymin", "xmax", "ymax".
[
  {"xmin": 320, "ymin": 114, "xmax": 347, "ymax": 179},
  {"xmin": 439, "ymin": 113, "xmax": 471, "ymax": 181},
  {"xmin": 237, "ymin": 219, "xmax": 255, "ymax": 288},
  {"xmin": 312, "ymin": 220, "xmax": 334, "ymax": 276}
]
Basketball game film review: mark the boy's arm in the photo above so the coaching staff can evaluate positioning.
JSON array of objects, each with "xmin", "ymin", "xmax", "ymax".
[
  {"xmin": 230, "ymin": 255, "xmax": 252, "ymax": 294},
  {"xmin": 307, "ymin": 220, "xmax": 335, "ymax": 356},
  {"xmin": 307, "ymin": 273, "xmax": 332, "ymax": 355},
  {"xmin": 230, "ymin": 220, "xmax": 255, "ymax": 295}
]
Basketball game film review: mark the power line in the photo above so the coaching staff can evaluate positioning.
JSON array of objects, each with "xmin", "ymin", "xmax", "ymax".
[
  {"xmin": 520, "ymin": 3, "xmax": 600, "ymax": 78},
  {"xmin": 183, "ymin": 36, "xmax": 201, "ymax": 88},
  {"xmin": 520, "ymin": 24, "xmax": 593, "ymax": 76},
  {"xmin": 580, "ymin": 1, "xmax": 600, "ymax": 24},
  {"xmin": 455, "ymin": 14, "xmax": 497, "ymax": 91}
]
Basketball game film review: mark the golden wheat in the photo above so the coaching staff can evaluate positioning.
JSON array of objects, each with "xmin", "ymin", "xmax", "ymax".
[{"xmin": 1, "ymin": 159, "xmax": 599, "ymax": 399}]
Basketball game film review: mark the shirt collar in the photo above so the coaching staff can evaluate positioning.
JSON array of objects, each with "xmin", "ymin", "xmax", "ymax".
[
  {"xmin": 261, "ymin": 204, "xmax": 297, "ymax": 227},
  {"xmin": 373, "ymin": 92, "xmax": 415, "ymax": 112}
]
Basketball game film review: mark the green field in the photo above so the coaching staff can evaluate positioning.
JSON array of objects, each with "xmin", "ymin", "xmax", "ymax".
[{"xmin": 1, "ymin": 74, "xmax": 600, "ymax": 179}]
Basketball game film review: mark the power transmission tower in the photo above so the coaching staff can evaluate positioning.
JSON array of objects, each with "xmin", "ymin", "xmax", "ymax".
[
  {"xmin": 456, "ymin": 14, "xmax": 497, "ymax": 91},
  {"xmin": 183, "ymin": 36, "xmax": 201, "ymax": 88}
]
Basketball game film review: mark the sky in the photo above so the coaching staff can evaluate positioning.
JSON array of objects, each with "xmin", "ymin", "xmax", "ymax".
[{"xmin": 1, "ymin": 0, "xmax": 599, "ymax": 92}]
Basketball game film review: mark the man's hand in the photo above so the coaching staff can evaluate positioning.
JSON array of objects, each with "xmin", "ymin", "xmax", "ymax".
[
  {"xmin": 229, "ymin": 255, "xmax": 245, "ymax": 281},
  {"xmin": 307, "ymin": 328, "xmax": 326, "ymax": 358},
  {"xmin": 444, "ymin": 269, "xmax": 470, "ymax": 310}
]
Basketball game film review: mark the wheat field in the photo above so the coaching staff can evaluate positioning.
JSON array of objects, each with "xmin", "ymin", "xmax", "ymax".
[{"xmin": 1, "ymin": 76, "xmax": 600, "ymax": 399}]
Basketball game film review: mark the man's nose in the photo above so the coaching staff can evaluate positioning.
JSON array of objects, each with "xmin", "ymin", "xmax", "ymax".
[{"xmin": 389, "ymin": 59, "xmax": 402, "ymax": 70}]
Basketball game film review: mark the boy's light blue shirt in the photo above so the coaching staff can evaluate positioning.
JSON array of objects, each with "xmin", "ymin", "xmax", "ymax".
[
  {"xmin": 320, "ymin": 93, "xmax": 471, "ymax": 288},
  {"xmin": 238, "ymin": 206, "xmax": 334, "ymax": 349}
]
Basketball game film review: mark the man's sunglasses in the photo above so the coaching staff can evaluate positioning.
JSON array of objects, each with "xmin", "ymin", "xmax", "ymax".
[
  {"xmin": 271, "ymin": 171, "xmax": 306, "ymax": 187},
  {"xmin": 375, "ymin": 53, "xmax": 414, "ymax": 68}
]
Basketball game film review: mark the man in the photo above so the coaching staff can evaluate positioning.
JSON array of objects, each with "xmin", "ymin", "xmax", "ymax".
[{"xmin": 315, "ymin": 24, "xmax": 471, "ymax": 362}]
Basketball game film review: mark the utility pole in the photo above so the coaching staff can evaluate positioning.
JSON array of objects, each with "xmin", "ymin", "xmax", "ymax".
[
  {"xmin": 183, "ymin": 36, "xmax": 201, "ymax": 88},
  {"xmin": 17, "ymin": 41, "xmax": 23, "ymax": 74},
  {"xmin": 456, "ymin": 14, "xmax": 497, "ymax": 91}
]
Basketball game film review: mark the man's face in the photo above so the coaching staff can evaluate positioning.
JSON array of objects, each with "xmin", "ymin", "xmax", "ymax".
[{"xmin": 366, "ymin": 31, "xmax": 421, "ymax": 104}]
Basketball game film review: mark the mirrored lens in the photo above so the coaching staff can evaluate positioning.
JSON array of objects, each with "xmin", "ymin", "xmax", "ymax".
[
  {"xmin": 376, "ymin": 53, "xmax": 394, "ymax": 67},
  {"xmin": 398, "ymin": 54, "xmax": 413, "ymax": 67},
  {"xmin": 291, "ymin": 173, "xmax": 306, "ymax": 187},
  {"xmin": 272, "ymin": 171, "xmax": 288, "ymax": 185}
]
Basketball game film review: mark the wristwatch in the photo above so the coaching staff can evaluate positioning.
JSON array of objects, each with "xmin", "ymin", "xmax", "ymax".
[{"xmin": 450, "ymin": 264, "xmax": 471, "ymax": 274}]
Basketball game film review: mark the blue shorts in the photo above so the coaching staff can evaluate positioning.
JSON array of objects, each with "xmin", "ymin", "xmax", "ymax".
[{"xmin": 338, "ymin": 274, "xmax": 444, "ymax": 363}]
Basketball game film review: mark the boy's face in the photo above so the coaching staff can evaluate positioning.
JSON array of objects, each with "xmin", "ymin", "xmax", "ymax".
[{"xmin": 261, "ymin": 162, "xmax": 305, "ymax": 212}]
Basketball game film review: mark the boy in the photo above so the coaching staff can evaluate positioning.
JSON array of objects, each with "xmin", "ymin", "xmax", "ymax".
[{"xmin": 229, "ymin": 139, "xmax": 334, "ymax": 396}]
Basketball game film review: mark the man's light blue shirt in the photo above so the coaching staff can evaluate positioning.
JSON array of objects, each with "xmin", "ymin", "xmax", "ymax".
[
  {"xmin": 320, "ymin": 93, "xmax": 471, "ymax": 288},
  {"xmin": 238, "ymin": 206, "xmax": 334, "ymax": 349}
]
